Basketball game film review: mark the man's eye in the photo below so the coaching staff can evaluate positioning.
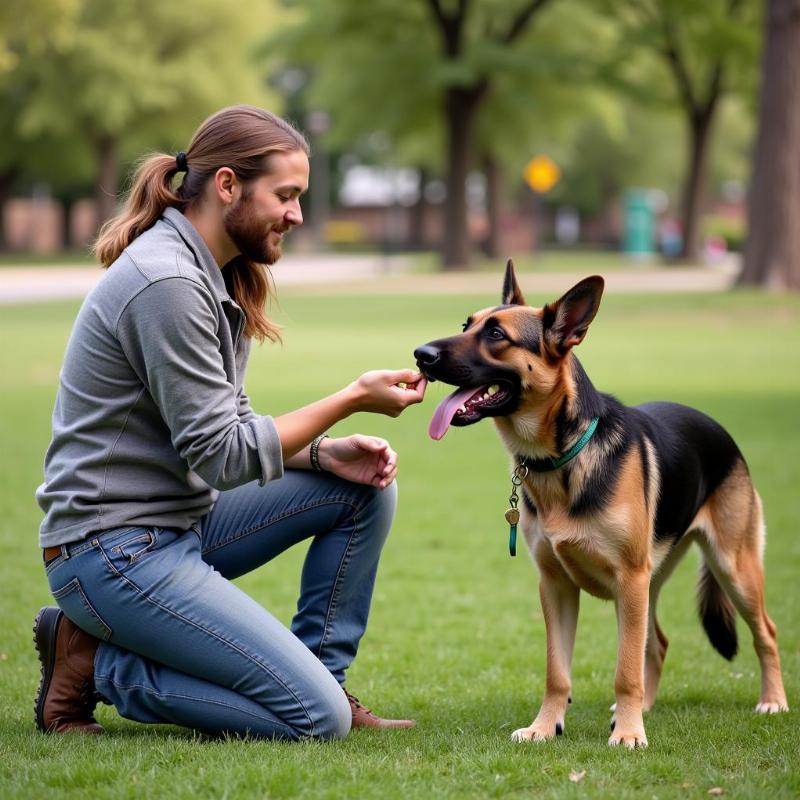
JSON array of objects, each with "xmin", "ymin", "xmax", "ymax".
[
  {"xmin": 487, "ymin": 327, "xmax": 505, "ymax": 340},
  {"xmin": 277, "ymin": 195, "xmax": 291, "ymax": 203}
]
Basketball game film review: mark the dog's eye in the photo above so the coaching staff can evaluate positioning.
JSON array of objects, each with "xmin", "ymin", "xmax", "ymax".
[{"xmin": 487, "ymin": 326, "xmax": 506, "ymax": 340}]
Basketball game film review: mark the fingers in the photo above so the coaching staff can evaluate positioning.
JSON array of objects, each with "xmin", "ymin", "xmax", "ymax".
[
  {"xmin": 389, "ymin": 373, "xmax": 427, "ymax": 410},
  {"xmin": 384, "ymin": 368, "xmax": 424, "ymax": 385},
  {"xmin": 403, "ymin": 376, "xmax": 427, "ymax": 403},
  {"xmin": 349, "ymin": 434, "xmax": 397, "ymax": 489},
  {"xmin": 377, "ymin": 449, "xmax": 398, "ymax": 488},
  {"xmin": 378, "ymin": 462, "xmax": 397, "ymax": 489},
  {"xmin": 352, "ymin": 434, "xmax": 389, "ymax": 453},
  {"xmin": 354, "ymin": 369, "xmax": 429, "ymax": 416}
]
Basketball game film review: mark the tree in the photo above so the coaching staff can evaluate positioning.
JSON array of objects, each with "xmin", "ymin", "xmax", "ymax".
[
  {"xmin": 607, "ymin": 0, "xmax": 760, "ymax": 261},
  {"xmin": 0, "ymin": 0, "xmax": 77, "ymax": 249},
  {"xmin": 16, "ymin": 0, "xmax": 276, "ymax": 232},
  {"xmin": 269, "ymin": 0, "xmax": 615, "ymax": 268},
  {"xmin": 422, "ymin": 0, "xmax": 558, "ymax": 267},
  {"xmin": 739, "ymin": 0, "xmax": 800, "ymax": 289}
]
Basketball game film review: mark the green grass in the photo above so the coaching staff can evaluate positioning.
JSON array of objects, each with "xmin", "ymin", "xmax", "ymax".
[
  {"xmin": 0, "ymin": 250, "xmax": 94, "ymax": 267},
  {"xmin": 1, "ymin": 287, "xmax": 798, "ymax": 799}
]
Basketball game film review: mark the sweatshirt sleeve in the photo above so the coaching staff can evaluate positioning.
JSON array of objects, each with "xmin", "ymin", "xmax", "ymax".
[{"xmin": 116, "ymin": 277, "xmax": 283, "ymax": 489}]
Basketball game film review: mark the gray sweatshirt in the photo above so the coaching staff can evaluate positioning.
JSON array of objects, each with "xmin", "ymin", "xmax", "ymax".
[{"xmin": 37, "ymin": 207, "xmax": 284, "ymax": 547}]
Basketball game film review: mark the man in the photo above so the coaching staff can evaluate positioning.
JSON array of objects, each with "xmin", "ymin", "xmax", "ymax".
[{"xmin": 34, "ymin": 105, "xmax": 426, "ymax": 739}]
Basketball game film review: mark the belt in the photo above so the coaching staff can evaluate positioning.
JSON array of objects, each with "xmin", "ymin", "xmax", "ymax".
[{"xmin": 43, "ymin": 545, "xmax": 62, "ymax": 562}]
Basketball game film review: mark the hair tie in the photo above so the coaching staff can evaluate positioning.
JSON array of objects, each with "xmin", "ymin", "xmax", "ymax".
[{"xmin": 175, "ymin": 151, "xmax": 188, "ymax": 172}]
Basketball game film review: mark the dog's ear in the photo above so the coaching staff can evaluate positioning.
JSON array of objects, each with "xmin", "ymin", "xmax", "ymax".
[
  {"xmin": 543, "ymin": 276, "xmax": 604, "ymax": 356},
  {"xmin": 501, "ymin": 259, "xmax": 526, "ymax": 306}
]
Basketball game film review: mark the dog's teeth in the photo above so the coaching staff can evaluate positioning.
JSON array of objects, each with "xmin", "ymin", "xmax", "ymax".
[
  {"xmin": 458, "ymin": 405, "xmax": 467, "ymax": 413},
  {"xmin": 488, "ymin": 385, "xmax": 498, "ymax": 395}
]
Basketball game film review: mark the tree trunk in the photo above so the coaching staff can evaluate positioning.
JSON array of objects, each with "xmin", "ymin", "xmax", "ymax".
[
  {"xmin": 679, "ymin": 110, "xmax": 714, "ymax": 262},
  {"xmin": 0, "ymin": 169, "xmax": 18, "ymax": 252},
  {"xmin": 740, "ymin": 0, "xmax": 800, "ymax": 289},
  {"xmin": 94, "ymin": 135, "xmax": 119, "ymax": 232},
  {"xmin": 442, "ymin": 88, "xmax": 479, "ymax": 269},
  {"xmin": 482, "ymin": 154, "xmax": 505, "ymax": 259},
  {"xmin": 61, "ymin": 196, "xmax": 75, "ymax": 250}
]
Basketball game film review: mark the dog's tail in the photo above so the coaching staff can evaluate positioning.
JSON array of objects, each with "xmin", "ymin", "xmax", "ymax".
[{"xmin": 697, "ymin": 560, "xmax": 738, "ymax": 660}]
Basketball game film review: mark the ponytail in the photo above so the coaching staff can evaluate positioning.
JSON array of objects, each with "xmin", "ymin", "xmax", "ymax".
[{"xmin": 93, "ymin": 154, "xmax": 184, "ymax": 268}]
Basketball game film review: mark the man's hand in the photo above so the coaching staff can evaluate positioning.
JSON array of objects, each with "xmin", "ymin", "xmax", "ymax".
[
  {"xmin": 348, "ymin": 369, "xmax": 427, "ymax": 417},
  {"xmin": 318, "ymin": 435, "xmax": 398, "ymax": 489}
]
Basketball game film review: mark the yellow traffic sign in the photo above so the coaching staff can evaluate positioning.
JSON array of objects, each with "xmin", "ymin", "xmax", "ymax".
[{"xmin": 524, "ymin": 155, "xmax": 560, "ymax": 194}]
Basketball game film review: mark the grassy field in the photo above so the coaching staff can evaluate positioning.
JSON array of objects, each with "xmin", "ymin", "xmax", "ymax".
[{"xmin": 0, "ymin": 282, "xmax": 798, "ymax": 799}]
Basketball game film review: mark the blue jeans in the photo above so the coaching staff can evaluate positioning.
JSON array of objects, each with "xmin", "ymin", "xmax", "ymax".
[{"xmin": 44, "ymin": 470, "xmax": 398, "ymax": 740}]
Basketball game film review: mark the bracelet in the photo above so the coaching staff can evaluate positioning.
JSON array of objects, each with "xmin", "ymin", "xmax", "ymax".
[{"xmin": 310, "ymin": 434, "xmax": 329, "ymax": 472}]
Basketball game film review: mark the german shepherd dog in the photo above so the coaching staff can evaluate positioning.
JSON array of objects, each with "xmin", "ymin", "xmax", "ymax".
[{"xmin": 414, "ymin": 261, "xmax": 788, "ymax": 748}]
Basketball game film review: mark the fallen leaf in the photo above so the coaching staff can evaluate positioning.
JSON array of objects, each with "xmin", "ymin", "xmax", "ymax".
[{"xmin": 569, "ymin": 770, "xmax": 586, "ymax": 783}]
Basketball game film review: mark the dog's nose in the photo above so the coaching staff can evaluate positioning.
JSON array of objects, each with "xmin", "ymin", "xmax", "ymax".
[{"xmin": 414, "ymin": 345, "xmax": 440, "ymax": 366}]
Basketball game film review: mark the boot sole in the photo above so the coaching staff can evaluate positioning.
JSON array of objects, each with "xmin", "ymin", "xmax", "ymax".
[{"xmin": 33, "ymin": 607, "xmax": 63, "ymax": 733}]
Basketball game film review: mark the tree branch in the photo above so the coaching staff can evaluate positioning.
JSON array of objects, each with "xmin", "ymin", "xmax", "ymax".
[
  {"xmin": 501, "ymin": 0, "xmax": 553, "ymax": 44},
  {"xmin": 659, "ymin": 10, "xmax": 698, "ymax": 115},
  {"xmin": 426, "ymin": 0, "xmax": 448, "ymax": 31},
  {"xmin": 425, "ymin": 0, "xmax": 467, "ymax": 56},
  {"xmin": 700, "ymin": 61, "xmax": 724, "ymax": 119}
]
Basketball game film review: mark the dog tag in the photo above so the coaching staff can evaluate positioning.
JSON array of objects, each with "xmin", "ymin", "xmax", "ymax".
[{"xmin": 505, "ymin": 508, "xmax": 519, "ymax": 557}]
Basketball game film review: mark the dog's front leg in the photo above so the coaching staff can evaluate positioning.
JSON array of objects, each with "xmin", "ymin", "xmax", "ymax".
[
  {"xmin": 512, "ymin": 541, "xmax": 579, "ymax": 743},
  {"xmin": 609, "ymin": 568, "xmax": 650, "ymax": 748}
]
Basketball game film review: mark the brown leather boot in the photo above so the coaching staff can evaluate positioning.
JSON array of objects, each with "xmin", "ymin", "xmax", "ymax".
[
  {"xmin": 344, "ymin": 689, "xmax": 416, "ymax": 729},
  {"xmin": 33, "ymin": 607, "xmax": 104, "ymax": 734}
]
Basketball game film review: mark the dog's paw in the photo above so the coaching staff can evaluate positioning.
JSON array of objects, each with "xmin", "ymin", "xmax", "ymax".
[
  {"xmin": 510, "ymin": 721, "xmax": 563, "ymax": 743},
  {"xmin": 755, "ymin": 700, "xmax": 789, "ymax": 714},
  {"xmin": 608, "ymin": 727, "xmax": 648, "ymax": 749}
]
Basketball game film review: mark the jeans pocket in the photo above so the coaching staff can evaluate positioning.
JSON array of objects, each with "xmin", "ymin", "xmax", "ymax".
[
  {"xmin": 52, "ymin": 577, "xmax": 113, "ymax": 642},
  {"xmin": 111, "ymin": 529, "xmax": 156, "ymax": 562}
]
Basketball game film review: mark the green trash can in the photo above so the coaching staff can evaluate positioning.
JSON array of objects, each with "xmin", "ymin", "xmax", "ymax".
[{"xmin": 622, "ymin": 189, "xmax": 655, "ymax": 257}]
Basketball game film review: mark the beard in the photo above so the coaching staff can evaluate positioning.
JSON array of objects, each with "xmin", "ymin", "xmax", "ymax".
[{"xmin": 223, "ymin": 188, "xmax": 283, "ymax": 265}]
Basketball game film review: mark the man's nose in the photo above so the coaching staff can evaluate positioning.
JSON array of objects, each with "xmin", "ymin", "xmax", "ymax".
[{"xmin": 286, "ymin": 200, "xmax": 303, "ymax": 226}]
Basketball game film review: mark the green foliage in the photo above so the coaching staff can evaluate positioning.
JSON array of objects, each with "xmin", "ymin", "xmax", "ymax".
[
  {"xmin": 1, "ymin": 285, "xmax": 799, "ymax": 798},
  {"xmin": 268, "ymin": 0, "xmax": 618, "ymax": 175},
  {"xmin": 264, "ymin": 0, "xmax": 442, "ymax": 167},
  {"xmin": 1, "ymin": 0, "xmax": 280, "ymax": 201},
  {"xmin": 598, "ymin": 0, "xmax": 761, "ymax": 111},
  {"xmin": 19, "ymin": 0, "xmax": 274, "ymax": 144}
]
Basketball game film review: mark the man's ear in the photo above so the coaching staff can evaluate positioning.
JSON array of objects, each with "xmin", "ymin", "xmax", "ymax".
[
  {"xmin": 501, "ymin": 259, "xmax": 526, "ymax": 306},
  {"xmin": 542, "ymin": 276, "xmax": 604, "ymax": 356},
  {"xmin": 214, "ymin": 167, "xmax": 238, "ymax": 206}
]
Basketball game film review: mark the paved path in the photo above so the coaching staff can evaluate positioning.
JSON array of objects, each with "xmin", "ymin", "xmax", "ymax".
[{"xmin": 0, "ymin": 253, "xmax": 738, "ymax": 304}]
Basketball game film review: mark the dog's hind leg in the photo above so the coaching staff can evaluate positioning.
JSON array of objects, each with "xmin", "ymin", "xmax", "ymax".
[
  {"xmin": 643, "ymin": 605, "xmax": 668, "ymax": 713},
  {"xmin": 697, "ymin": 468, "xmax": 788, "ymax": 713},
  {"xmin": 512, "ymin": 536, "xmax": 579, "ymax": 742},
  {"xmin": 642, "ymin": 534, "xmax": 695, "ymax": 711}
]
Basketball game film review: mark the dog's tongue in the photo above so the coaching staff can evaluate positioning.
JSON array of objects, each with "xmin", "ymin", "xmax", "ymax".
[{"xmin": 428, "ymin": 386, "xmax": 479, "ymax": 440}]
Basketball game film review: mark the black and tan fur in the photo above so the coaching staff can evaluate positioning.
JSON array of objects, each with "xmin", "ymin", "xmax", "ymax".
[{"xmin": 414, "ymin": 261, "xmax": 788, "ymax": 748}]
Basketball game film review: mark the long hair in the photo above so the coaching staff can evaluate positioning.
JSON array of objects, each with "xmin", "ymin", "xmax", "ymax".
[{"xmin": 93, "ymin": 105, "xmax": 310, "ymax": 342}]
